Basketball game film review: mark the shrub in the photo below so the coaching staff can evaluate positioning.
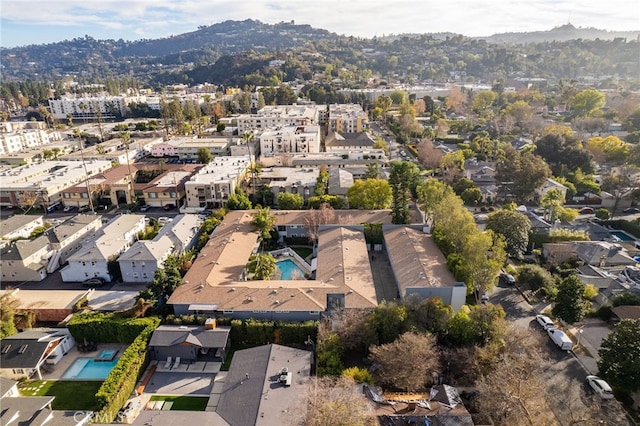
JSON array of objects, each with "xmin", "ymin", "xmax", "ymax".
[
  {"xmin": 595, "ymin": 305, "xmax": 613, "ymax": 321},
  {"xmin": 342, "ymin": 366, "xmax": 374, "ymax": 384},
  {"xmin": 67, "ymin": 312, "xmax": 159, "ymax": 344},
  {"xmin": 595, "ymin": 208, "xmax": 610, "ymax": 220},
  {"xmin": 611, "ymin": 293, "xmax": 640, "ymax": 307}
]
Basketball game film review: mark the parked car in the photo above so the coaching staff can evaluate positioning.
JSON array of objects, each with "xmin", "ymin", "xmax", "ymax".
[
  {"xmin": 158, "ymin": 216, "xmax": 173, "ymax": 225},
  {"xmin": 586, "ymin": 375, "xmax": 614, "ymax": 399},
  {"xmin": 623, "ymin": 207, "xmax": 639, "ymax": 214},
  {"xmin": 499, "ymin": 272, "xmax": 516, "ymax": 286},
  {"xmin": 547, "ymin": 328, "xmax": 573, "ymax": 351},
  {"xmin": 63, "ymin": 205, "xmax": 75, "ymax": 212},
  {"xmin": 579, "ymin": 207, "xmax": 595, "ymax": 214},
  {"xmin": 139, "ymin": 205, "xmax": 150, "ymax": 212},
  {"xmin": 535, "ymin": 314, "xmax": 554, "ymax": 331},
  {"xmin": 163, "ymin": 204, "xmax": 175, "ymax": 211},
  {"xmin": 82, "ymin": 277, "xmax": 105, "ymax": 288}
]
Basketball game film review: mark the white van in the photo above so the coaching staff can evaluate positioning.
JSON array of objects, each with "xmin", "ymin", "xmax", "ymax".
[{"xmin": 547, "ymin": 328, "xmax": 573, "ymax": 351}]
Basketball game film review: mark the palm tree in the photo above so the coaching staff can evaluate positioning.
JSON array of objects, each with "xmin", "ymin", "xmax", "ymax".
[
  {"xmin": 74, "ymin": 128, "xmax": 95, "ymax": 212},
  {"xmin": 120, "ymin": 131, "xmax": 136, "ymax": 205},
  {"xmin": 242, "ymin": 131, "xmax": 261, "ymax": 200},
  {"xmin": 246, "ymin": 253, "xmax": 276, "ymax": 280},
  {"xmin": 251, "ymin": 206, "xmax": 276, "ymax": 241}
]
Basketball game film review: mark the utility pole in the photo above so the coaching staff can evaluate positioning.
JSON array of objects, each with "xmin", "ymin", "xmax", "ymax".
[{"xmin": 75, "ymin": 129, "xmax": 95, "ymax": 213}]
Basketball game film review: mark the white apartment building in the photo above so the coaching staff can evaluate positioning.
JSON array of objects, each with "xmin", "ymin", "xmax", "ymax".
[
  {"xmin": 259, "ymin": 125, "xmax": 321, "ymax": 156},
  {"xmin": 183, "ymin": 156, "xmax": 251, "ymax": 210},
  {"xmin": 150, "ymin": 136, "xmax": 235, "ymax": 160},
  {"xmin": 236, "ymin": 105, "xmax": 319, "ymax": 133},
  {"xmin": 0, "ymin": 236, "xmax": 51, "ymax": 282},
  {"xmin": 0, "ymin": 160, "xmax": 113, "ymax": 209},
  {"xmin": 48, "ymin": 96, "xmax": 127, "ymax": 120},
  {"xmin": 0, "ymin": 129, "xmax": 62, "ymax": 155},
  {"xmin": 60, "ymin": 215, "xmax": 145, "ymax": 283}
]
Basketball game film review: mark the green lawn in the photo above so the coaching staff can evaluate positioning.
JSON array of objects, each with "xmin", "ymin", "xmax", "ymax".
[
  {"xmin": 18, "ymin": 380, "xmax": 101, "ymax": 411},
  {"xmin": 149, "ymin": 395, "xmax": 208, "ymax": 411},
  {"xmin": 291, "ymin": 246, "xmax": 313, "ymax": 260}
]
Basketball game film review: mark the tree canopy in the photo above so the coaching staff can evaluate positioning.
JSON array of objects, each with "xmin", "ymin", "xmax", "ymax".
[
  {"xmin": 347, "ymin": 178, "xmax": 392, "ymax": 209},
  {"xmin": 598, "ymin": 319, "xmax": 640, "ymax": 393},
  {"xmin": 485, "ymin": 210, "xmax": 531, "ymax": 259}
]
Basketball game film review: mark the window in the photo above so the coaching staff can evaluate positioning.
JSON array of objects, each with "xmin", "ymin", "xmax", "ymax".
[
  {"xmin": 277, "ymin": 226, "xmax": 286, "ymax": 231},
  {"xmin": 63, "ymin": 193, "xmax": 70, "ymax": 198},
  {"xmin": 170, "ymin": 192, "xmax": 177, "ymax": 198},
  {"xmin": 149, "ymin": 192, "xmax": 158, "ymax": 198},
  {"xmin": 81, "ymin": 193, "xmax": 88, "ymax": 198},
  {"xmin": 12, "ymin": 369, "xmax": 25, "ymax": 375}
]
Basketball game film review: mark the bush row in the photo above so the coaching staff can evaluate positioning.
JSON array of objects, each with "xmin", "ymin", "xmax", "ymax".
[
  {"xmin": 215, "ymin": 318, "xmax": 318, "ymax": 346},
  {"xmin": 67, "ymin": 312, "xmax": 158, "ymax": 343},
  {"xmin": 93, "ymin": 319, "xmax": 160, "ymax": 422}
]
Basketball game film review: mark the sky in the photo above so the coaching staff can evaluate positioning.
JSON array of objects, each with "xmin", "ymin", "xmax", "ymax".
[{"xmin": 1, "ymin": 0, "xmax": 639, "ymax": 48}]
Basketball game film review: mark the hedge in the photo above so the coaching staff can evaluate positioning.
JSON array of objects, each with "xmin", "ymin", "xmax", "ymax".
[
  {"xmin": 67, "ymin": 312, "xmax": 158, "ymax": 344},
  {"xmin": 215, "ymin": 318, "xmax": 317, "ymax": 346},
  {"xmin": 600, "ymin": 219, "xmax": 640, "ymax": 239},
  {"xmin": 93, "ymin": 319, "xmax": 159, "ymax": 422}
]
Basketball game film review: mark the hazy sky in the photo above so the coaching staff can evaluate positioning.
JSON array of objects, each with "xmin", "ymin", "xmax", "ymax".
[{"xmin": 2, "ymin": 0, "xmax": 639, "ymax": 48}]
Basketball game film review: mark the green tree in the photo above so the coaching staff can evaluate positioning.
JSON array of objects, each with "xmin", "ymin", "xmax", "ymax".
[
  {"xmin": 597, "ymin": 319, "xmax": 640, "ymax": 393},
  {"xmin": 307, "ymin": 194, "xmax": 344, "ymax": 209},
  {"xmin": 196, "ymin": 147, "xmax": 213, "ymax": 164},
  {"xmin": 389, "ymin": 161, "xmax": 420, "ymax": 224},
  {"xmin": 246, "ymin": 253, "xmax": 276, "ymax": 280},
  {"xmin": 407, "ymin": 296, "xmax": 453, "ymax": 336},
  {"xmin": 461, "ymin": 187, "xmax": 482, "ymax": 206},
  {"xmin": 571, "ymin": 89, "xmax": 605, "ymax": 117},
  {"xmin": 366, "ymin": 302, "xmax": 408, "ymax": 345},
  {"xmin": 416, "ymin": 178, "xmax": 455, "ymax": 224},
  {"xmin": 515, "ymin": 264, "xmax": 557, "ymax": 296},
  {"xmin": 461, "ymin": 231, "xmax": 506, "ymax": 298},
  {"xmin": 365, "ymin": 163, "xmax": 380, "ymax": 179},
  {"xmin": 225, "ymin": 191, "xmax": 252, "ymax": 210},
  {"xmin": 496, "ymin": 147, "xmax": 551, "ymax": 203},
  {"xmin": 552, "ymin": 275, "xmax": 590, "ymax": 324},
  {"xmin": 347, "ymin": 179, "xmax": 392, "ymax": 209},
  {"xmin": 0, "ymin": 293, "xmax": 19, "ymax": 338},
  {"xmin": 485, "ymin": 210, "xmax": 531, "ymax": 259},
  {"xmin": 277, "ymin": 192, "xmax": 304, "ymax": 210},
  {"xmin": 251, "ymin": 206, "xmax": 276, "ymax": 240}
]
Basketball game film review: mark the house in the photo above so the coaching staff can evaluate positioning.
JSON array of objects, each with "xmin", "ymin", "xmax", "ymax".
[
  {"xmin": 565, "ymin": 221, "xmax": 611, "ymax": 241},
  {"xmin": 535, "ymin": 178, "xmax": 569, "ymax": 203},
  {"xmin": 45, "ymin": 214, "xmax": 103, "ymax": 271},
  {"xmin": 611, "ymin": 305, "xmax": 640, "ymax": 322},
  {"xmin": 260, "ymin": 167, "xmax": 318, "ymax": 205},
  {"xmin": 0, "ymin": 394, "xmax": 92, "ymax": 426},
  {"xmin": 0, "ymin": 215, "xmax": 44, "ymax": 240},
  {"xmin": 370, "ymin": 384, "xmax": 474, "ymax": 425},
  {"xmin": 216, "ymin": 344, "xmax": 312, "ymax": 426},
  {"xmin": 60, "ymin": 215, "xmax": 145, "ymax": 283},
  {"xmin": 0, "ymin": 328, "xmax": 75, "ymax": 380},
  {"xmin": 464, "ymin": 159, "xmax": 497, "ymax": 185},
  {"xmin": 148, "ymin": 323, "xmax": 231, "ymax": 364},
  {"xmin": 0, "ymin": 236, "xmax": 51, "ymax": 282},
  {"xmin": 543, "ymin": 241, "xmax": 637, "ymax": 267},
  {"xmin": 600, "ymin": 189, "xmax": 634, "ymax": 211},
  {"xmin": 119, "ymin": 214, "xmax": 204, "ymax": 282},
  {"xmin": 384, "ymin": 227, "xmax": 465, "ymax": 311},
  {"xmin": 1, "ymin": 377, "xmax": 19, "ymax": 398},
  {"xmin": 118, "ymin": 236, "xmax": 174, "ymax": 283}
]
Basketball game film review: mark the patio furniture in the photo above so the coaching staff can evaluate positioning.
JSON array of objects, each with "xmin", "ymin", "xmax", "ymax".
[
  {"xmin": 172, "ymin": 357, "xmax": 181, "ymax": 370},
  {"xmin": 164, "ymin": 357, "xmax": 172, "ymax": 369}
]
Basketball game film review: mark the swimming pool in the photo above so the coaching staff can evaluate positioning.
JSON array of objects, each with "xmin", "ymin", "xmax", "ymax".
[
  {"xmin": 610, "ymin": 230, "xmax": 635, "ymax": 242},
  {"xmin": 276, "ymin": 259, "xmax": 307, "ymax": 280},
  {"xmin": 95, "ymin": 349, "xmax": 118, "ymax": 361},
  {"xmin": 62, "ymin": 358, "xmax": 119, "ymax": 380}
]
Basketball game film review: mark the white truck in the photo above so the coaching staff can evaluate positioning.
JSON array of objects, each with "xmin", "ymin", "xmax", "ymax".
[{"xmin": 547, "ymin": 328, "xmax": 573, "ymax": 351}]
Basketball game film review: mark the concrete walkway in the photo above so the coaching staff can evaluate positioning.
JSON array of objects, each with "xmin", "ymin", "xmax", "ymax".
[{"xmin": 369, "ymin": 250, "xmax": 398, "ymax": 303}]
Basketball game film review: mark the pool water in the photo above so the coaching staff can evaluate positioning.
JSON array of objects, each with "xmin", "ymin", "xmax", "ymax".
[
  {"xmin": 610, "ymin": 231, "xmax": 635, "ymax": 242},
  {"xmin": 62, "ymin": 358, "xmax": 119, "ymax": 380},
  {"xmin": 96, "ymin": 349, "xmax": 117, "ymax": 361},
  {"xmin": 276, "ymin": 259, "xmax": 307, "ymax": 280}
]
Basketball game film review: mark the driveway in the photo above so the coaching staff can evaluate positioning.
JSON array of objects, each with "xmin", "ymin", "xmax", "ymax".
[{"xmin": 144, "ymin": 371, "xmax": 214, "ymax": 396}]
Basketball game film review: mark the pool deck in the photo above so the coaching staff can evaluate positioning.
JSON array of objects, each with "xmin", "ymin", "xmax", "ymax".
[{"xmin": 41, "ymin": 343, "xmax": 128, "ymax": 380}]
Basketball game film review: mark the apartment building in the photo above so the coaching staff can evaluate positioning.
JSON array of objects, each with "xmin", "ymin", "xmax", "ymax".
[
  {"xmin": 259, "ymin": 125, "xmax": 321, "ymax": 156},
  {"xmin": 317, "ymin": 104, "xmax": 369, "ymax": 133},
  {"xmin": 0, "ymin": 160, "xmax": 113, "ymax": 209},
  {"xmin": 0, "ymin": 236, "xmax": 51, "ymax": 282},
  {"xmin": 48, "ymin": 96, "xmax": 127, "ymax": 120},
  {"xmin": 183, "ymin": 156, "xmax": 251, "ymax": 210},
  {"xmin": 236, "ymin": 105, "xmax": 319, "ymax": 133}
]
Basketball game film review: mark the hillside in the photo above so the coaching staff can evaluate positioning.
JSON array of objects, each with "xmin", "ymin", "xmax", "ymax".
[{"xmin": 480, "ymin": 23, "xmax": 639, "ymax": 44}]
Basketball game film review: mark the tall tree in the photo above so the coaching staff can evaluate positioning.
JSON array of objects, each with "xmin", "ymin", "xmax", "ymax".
[
  {"xmin": 251, "ymin": 206, "xmax": 276, "ymax": 241},
  {"xmin": 298, "ymin": 377, "xmax": 374, "ymax": 426},
  {"xmin": 389, "ymin": 161, "xmax": 420, "ymax": 224},
  {"xmin": 485, "ymin": 210, "xmax": 531, "ymax": 259},
  {"xmin": 598, "ymin": 319, "xmax": 640, "ymax": 393},
  {"xmin": 347, "ymin": 179, "xmax": 392, "ymax": 209},
  {"xmin": 571, "ymin": 89, "xmax": 605, "ymax": 117},
  {"xmin": 277, "ymin": 192, "xmax": 304, "ymax": 210},
  {"xmin": 496, "ymin": 146, "xmax": 551, "ymax": 203},
  {"xmin": 369, "ymin": 332, "xmax": 441, "ymax": 392},
  {"xmin": 196, "ymin": 147, "xmax": 213, "ymax": 164},
  {"xmin": 552, "ymin": 275, "xmax": 590, "ymax": 324}
]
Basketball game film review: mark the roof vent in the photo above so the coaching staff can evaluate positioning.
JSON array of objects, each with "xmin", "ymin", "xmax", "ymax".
[
  {"xmin": 231, "ymin": 287, "xmax": 236, "ymax": 291},
  {"xmin": 274, "ymin": 300, "xmax": 279, "ymax": 304}
]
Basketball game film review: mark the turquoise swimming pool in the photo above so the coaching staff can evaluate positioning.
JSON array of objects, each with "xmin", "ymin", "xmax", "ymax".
[
  {"xmin": 611, "ymin": 230, "xmax": 635, "ymax": 242},
  {"xmin": 276, "ymin": 259, "xmax": 307, "ymax": 280},
  {"xmin": 62, "ymin": 358, "xmax": 119, "ymax": 380}
]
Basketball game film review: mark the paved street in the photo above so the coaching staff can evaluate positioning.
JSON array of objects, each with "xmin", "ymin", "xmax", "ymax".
[{"xmin": 489, "ymin": 283, "xmax": 632, "ymax": 425}]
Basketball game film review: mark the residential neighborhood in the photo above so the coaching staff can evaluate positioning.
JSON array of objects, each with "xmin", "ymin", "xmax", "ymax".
[{"xmin": 2, "ymin": 17, "xmax": 640, "ymax": 426}]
